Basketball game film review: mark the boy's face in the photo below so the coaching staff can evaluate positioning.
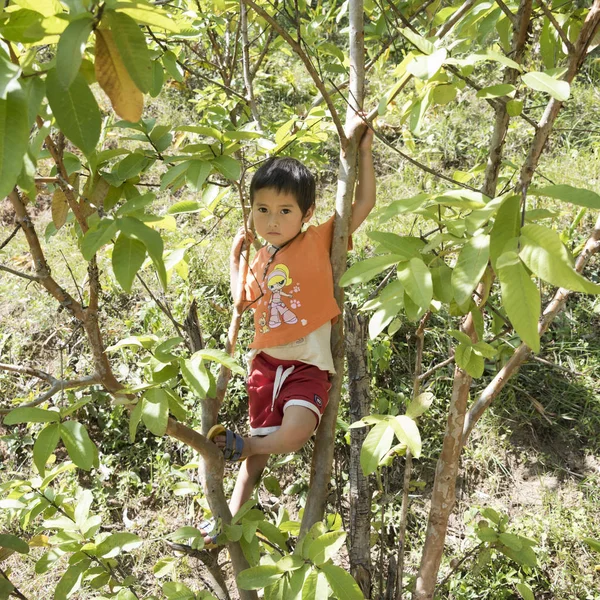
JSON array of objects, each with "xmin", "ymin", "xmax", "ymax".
[{"xmin": 252, "ymin": 188, "xmax": 314, "ymax": 247}]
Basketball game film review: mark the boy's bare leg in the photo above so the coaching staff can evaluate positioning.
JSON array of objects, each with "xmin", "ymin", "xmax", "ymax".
[{"xmin": 229, "ymin": 454, "xmax": 270, "ymax": 516}]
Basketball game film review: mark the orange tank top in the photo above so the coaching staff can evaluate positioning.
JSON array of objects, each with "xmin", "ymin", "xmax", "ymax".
[{"xmin": 245, "ymin": 216, "xmax": 341, "ymax": 349}]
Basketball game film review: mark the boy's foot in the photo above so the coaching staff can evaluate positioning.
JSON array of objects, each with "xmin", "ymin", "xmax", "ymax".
[{"xmin": 207, "ymin": 424, "xmax": 248, "ymax": 461}]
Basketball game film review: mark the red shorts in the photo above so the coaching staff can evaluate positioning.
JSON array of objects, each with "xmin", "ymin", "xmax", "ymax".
[{"xmin": 247, "ymin": 352, "xmax": 331, "ymax": 436}]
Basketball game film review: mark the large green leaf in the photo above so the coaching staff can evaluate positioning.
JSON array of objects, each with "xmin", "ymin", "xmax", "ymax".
[
  {"xmin": 396, "ymin": 257, "xmax": 432, "ymax": 309},
  {"xmin": 112, "ymin": 232, "xmax": 146, "ymax": 292},
  {"xmin": 33, "ymin": 423, "xmax": 61, "ymax": 476},
  {"xmin": 367, "ymin": 232, "xmax": 425, "ymax": 258},
  {"xmin": 431, "ymin": 260, "xmax": 453, "ymax": 303},
  {"xmin": 116, "ymin": 152, "xmax": 149, "ymax": 180},
  {"xmin": 455, "ymin": 344, "xmax": 484, "ymax": 378},
  {"xmin": 497, "ymin": 251, "xmax": 541, "ymax": 353},
  {"xmin": 520, "ymin": 224, "xmax": 600, "ymax": 294},
  {"xmin": 4, "ymin": 407, "xmax": 60, "ymax": 425},
  {"xmin": 129, "ymin": 399, "xmax": 144, "ymax": 442},
  {"xmin": 0, "ymin": 577, "xmax": 15, "ymax": 598},
  {"xmin": 368, "ymin": 295, "xmax": 403, "ymax": 339},
  {"xmin": 56, "ymin": 16, "xmax": 94, "ymax": 89},
  {"xmin": 0, "ymin": 534, "xmax": 29, "ymax": 554},
  {"xmin": 301, "ymin": 569, "xmax": 328, "ymax": 599},
  {"xmin": 307, "ymin": 531, "xmax": 346, "ymax": 566},
  {"xmin": 0, "ymin": 84, "xmax": 29, "ymax": 200},
  {"xmin": 377, "ymin": 193, "xmax": 429, "ymax": 220},
  {"xmin": 118, "ymin": 216, "xmax": 167, "ymax": 289},
  {"xmin": 180, "ymin": 356, "xmax": 211, "ymax": 399},
  {"xmin": 452, "ymin": 234, "xmax": 490, "ymax": 307},
  {"xmin": 212, "ymin": 155, "xmax": 241, "ymax": 180},
  {"xmin": 80, "ymin": 218, "xmax": 118, "ymax": 260},
  {"xmin": 96, "ymin": 532, "xmax": 142, "ymax": 559},
  {"xmin": 407, "ymin": 48, "xmax": 447, "ymax": 80},
  {"xmin": 237, "ymin": 565, "xmax": 284, "ymax": 590},
  {"xmin": 529, "ymin": 184, "xmax": 600, "ymax": 209},
  {"xmin": 46, "ymin": 68, "xmax": 100, "ymax": 155},
  {"xmin": 190, "ymin": 348, "xmax": 245, "ymax": 376},
  {"xmin": 476, "ymin": 84, "xmax": 515, "ymax": 99},
  {"xmin": 162, "ymin": 582, "xmax": 195, "ymax": 600},
  {"xmin": 53, "ymin": 559, "xmax": 90, "ymax": 600},
  {"xmin": 360, "ymin": 421, "xmax": 395, "ymax": 476},
  {"xmin": 400, "ymin": 27, "xmax": 434, "ymax": 54},
  {"xmin": 104, "ymin": 10, "xmax": 152, "ymax": 93},
  {"xmin": 340, "ymin": 255, "xmax": 403, "ymax": 287},
  {"xmin": 522, "ymin": 71, "xmax": 570, "ymax": 101},
  {"xmin": 186, "ymin": 160, "xmax": 212, "ymax": 191},
  {"xmin": 0, "ymin": 55, "xmax": 21, "ymax": 99},
  {"xmin": 141, "ymin": 388, "xmax": 169, "ymax": 437},
  {"xmin": 59, "ymin": 421, "xmax": 96, "ymax": 471},
  {"xmin": 389, "ymin": 415, "xmax": 422, "ymax": 458},
  {"xmin": 490, "ymin": 195, "xmax": 520, "ymax": 268},
  {"xmin": 320, "ymin": 562, "xmax": 364, "ymax": 600}
]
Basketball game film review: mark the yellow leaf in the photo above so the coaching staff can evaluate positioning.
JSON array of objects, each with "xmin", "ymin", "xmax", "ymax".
[
  {"xmin": 94, "ymin": 28, "xmax": 143, "ymax": 123},
  {"xmin": 0, "ymin": 547, "xmax": 15, "ymax": 562},
  {"xmin": 52, "ymin": 174, "xmax": 79, "ymax": 229},
  {"xmin": 28, "ymin": 535, "xmax": 50, "ymax": 548}
]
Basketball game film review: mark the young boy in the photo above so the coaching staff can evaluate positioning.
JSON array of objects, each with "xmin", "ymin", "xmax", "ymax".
[{"xmin": 201, "ymin": 118, "xmax": 375, "ymax": 543}]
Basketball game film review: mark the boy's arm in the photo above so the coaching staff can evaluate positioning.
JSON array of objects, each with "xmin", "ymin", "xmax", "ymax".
[{"xmin": 349, "ymin": 122, "xmax": 376, "ymax": 235}]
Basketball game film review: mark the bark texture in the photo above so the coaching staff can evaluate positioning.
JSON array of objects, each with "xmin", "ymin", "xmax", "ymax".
[{"xmin": 345, "ymin": 310, "xmax": 372, "ymax": 598}]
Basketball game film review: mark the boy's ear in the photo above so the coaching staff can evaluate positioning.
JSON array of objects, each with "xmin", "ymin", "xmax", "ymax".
[{"xmin": 302, "ymin": 205, "xmax": 315, "ymax": 223}]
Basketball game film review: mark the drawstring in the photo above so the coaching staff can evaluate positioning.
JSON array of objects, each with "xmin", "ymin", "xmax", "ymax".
[{"xmin": 272, "ymin": 365, "xmax": 295, "ymax": 411}]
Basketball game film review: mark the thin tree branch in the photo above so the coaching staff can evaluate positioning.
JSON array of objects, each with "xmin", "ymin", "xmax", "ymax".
[
  {"xmin": 495, "ymin": 0, "xmax": 518, "ymax": 24},
  {"xmin": 0, "ymin": 263, "xmax": 39, "ymax": 282},
  {"xmin": 418, "ymin": 355, "xmax": 456, "ymax": 382},
  {"xmin": 0, "ymin": 225, "xmax": 19, "ymax": 250},
  {"xmin": 435, "ymin": 0, "xmax": 477, "ymax": 38},
  {"xmin": 240, "ymin": 0, "xmax": 262, "ymax": 127},
  {"xmin": 537, "ymin": 0, "xmax": 574, "ymax": 53},
  {"xmin": 136, "ymin": 273, "xmax": 186, "ymax": 336},
  {"xmin": 241, "ymin": 0, "xmax": 347, "ymax": 144},
  {"xmin": 0, "ymin": 566, "xmax": 29, "ymax": 600}
]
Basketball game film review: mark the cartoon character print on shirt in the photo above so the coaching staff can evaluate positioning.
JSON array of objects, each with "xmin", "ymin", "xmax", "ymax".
[{"xmin": 265, "ymin": 263, "xmax": 302, "ymax": 329}]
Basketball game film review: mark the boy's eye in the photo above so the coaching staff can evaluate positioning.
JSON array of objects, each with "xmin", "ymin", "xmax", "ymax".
[
  {"xmin": 257, "ymin": 207, "xmax": 267, "ymax": 213},
  {"xmin": 281, "ymin": 209, "xmax": 291, "ymax": 214}
]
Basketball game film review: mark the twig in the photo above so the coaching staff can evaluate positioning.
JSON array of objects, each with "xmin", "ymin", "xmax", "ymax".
[
  {"xmin": 437, "ymin": 543, "xmax": 484, "ymax": 589},
  {"xmin": 60, "ymin": 249, "xmax": 85, "ymax": 306},
  {"xmin": 0, "ymin": 225, "xmax": 19, "ymax": 250},
  {"xmin": 495, "ymin": 0, "xmax": 518, "ymax": 24},
  {"xmin": 537, "ymin": 0, "xmax": 574, "ymax": 52},
  {"xmin": 532, "ymin": 354, "xmax": 584, "ymax": 376},
  {"xmin": 0, "ymin": 566, "xmax": 29, "ymax": 600},
  {"xmin": 0, "ymin": 264, "xmax": 39, "ymax": 282},
  {"xmin": 136, "ymin": 273, "xmax": 186, "ymax": 336},
  {"xmin": 385, "ymin": 0, "xmax": 419, "ymax": 34},
  {"xmin": 418, "ymin": 355, "xmax": 455, "ymax": 382}
]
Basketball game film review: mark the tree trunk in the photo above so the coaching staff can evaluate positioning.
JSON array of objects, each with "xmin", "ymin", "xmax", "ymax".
[
  {"xmin": 301, "ymin": 0, "xmax": 365, "ymax": 534},
  {"xmin": 345, "ymin": 309, "xmax": 372, "ymax": 598}
]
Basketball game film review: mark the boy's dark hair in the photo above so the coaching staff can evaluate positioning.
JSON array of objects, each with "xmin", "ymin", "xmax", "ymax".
[{"xmin": 249, "ymin": 157, "xmax": 316, "ymax": 215}]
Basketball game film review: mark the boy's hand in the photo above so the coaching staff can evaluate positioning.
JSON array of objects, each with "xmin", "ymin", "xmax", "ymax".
[
  {"xmin": 346, "ymin": 111, "xmax": 374, "ymax": 152},
  {"xmin": 231, "ymin": 226, "xmax": 254, "ymax": 264}
]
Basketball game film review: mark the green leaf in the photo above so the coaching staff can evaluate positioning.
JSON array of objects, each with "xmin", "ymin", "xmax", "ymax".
[
  {"xmin": 104, "ymin": 10, "xmax": 152, "ymax": 93},
  {"xmin": 237, "ymin": 565, "xmax": 284, "ymax": 590},
  {"xmin": 516, "ymin": 583, "xmax": 535, "ymax": 600},
  {"xmin": 190, "ymin": 348, "xmax": 245, "ymax": 376},
  {"xmin": 80, "ymin": 218, "xmax": 118, "ymax": 260},
  {"xmin": 522, "ymin": 71, "xmax": 570, "ymax": 101},
  {"xmin": 499, "ymin": 532, "xmax": 523, "ymax": 551},
  {"xmin": 497, "ymin": 251, "xmax": 540, "ymax": 352},
  {"xmin": 320, "ymin": 561, "xmax": 364, "ymax": 600},
  {"xmin": 118, "ymin": 216, "xmax": 167, "ymax": 290},
  {"xmin": 180, "ymin": 356, "xmax": 211, "ymax": 399},
  {"xmin": 0, "ymin": 84, "xmax": 29, "ymax": 200},
  {"xmin": 431, "ymin": 261, "xmax": 453, "ymax": 303},
  {"xmin": 115, "ymin": 192, "xmax": 156, "ymax": 216},
  {"xmin": 498, "ymin": 543, "xmax": 538, "ymax": 567},
  {"xmin": 476, "ymin": 526, "xmax": 498, "ymax": 543},
  {"xmin": 276, "ymin": 555, "xmax": 304, "ymax": 573},
  {"xmin": 490, "ymin": 195, "xmax": 520, "ymax": 268},
  {"xmin": 307, "ymin": 531, "xmax": 346, "ymax": 566},
  {"xmin": 0, "ymin": 578, "xmax": 15, "ymax": 598},
  {"xmin": 129, "ymin": 399, "xmax": 143, "ymax": 442},
  {"xmin": 112, "ymin": 232, "xmax": 146, "ymax": 292},
  {"xmin": 46, "ymin": 68, "xmax": 101, "ymax": 155},
  {"xmin": 154, "ymin": 337, "xmax": 183, "ymax": 362},
  {"xmin": 396, "ymin": 258, "xmax": 432, "ymax": 309},
  {"xmin": 212, "ymin": 155, "xmax": 241, "ymax": 181},
  {"xmin": 33, "ymin": 423, "xmax": 61, "ymax": 476},
  {"xmin": 340, "ymin": 255, "xmax": 403, "ymax": 287},
  {"xmin": 455, "ymin": 343, "xmax": 485, "ymax": 378},
  {"xmin": 56, "ymin": 16, "xmax": 94, "ymax": 89},
  {"xmin": 0, "ymin": 534, "xmax": 29, "ymax": 554},
  {"xmin": 378, "ymin": 193, "xmax": 429, "ymax": 219},
  {"xmin": 59, "ymin": 421, "xmax": 96, "ymax": 471},
  {"xmin": 506, "ymin": 99, "xmax": 523, "ymax": 116},
  {"xmin": 186, "ymin": 160, "xmax": 212, "ymax": 191},
  {"xmin": 53, "ymin": 559, "xmax": 90, "ymax": 600},
  {"xmin": 432, "ymin": 83, "xmax": 457, "ymax": 105},
  {"xmin": 4, "ymin": 407, "xmax": 60, "ymax": 425},
  {"xmin": 476, "ymin": 84, "xmax": 515, "ymax": 99},
  {"xmin": 367, "ymin": 232, "xmax": 425, "ymax": 258},
  {"xmin": 360, "ymin": 421, "xmax": 395, "ymax": 476},
  {"xmin": 520, "ymin": 224, "xmax": 600, "ymax": 294},
  {"xmin": 529, "ymin": 184, "xmax": 600, "ymax": 209},
  {"xmin": 96, "ymin": 533, "xmax": 142, "ymax": 559},
  {"xmin": 166, "ymin": 200, "xmax": 203, "ymax": 214},
  {"xmin": 302, "ymin": 569, "xmax": 329, "ymax": 600},
  {"xmin": 583, "ymin": 537, "xmax": 600, "ymax": 553},
  {"xmin": 451, "ymin": 234, "xmax": 490, "ymax": 307},
  {"xmin": 0, "ymin": 55, "xmax": 21, "ymax": 99},
  {"xmin": 400, "ymin": 27, "xmax": 434, "ymax": 54},
  {"xmin": 389, "ymin": 415, "xmax": 421, "ymax": 458},
  {"xmin": 0, "ymin": 9, "xmax": 45, "ymax": 43},
  {"xmin": 406, "ymin": 391, "xmax": 434, "ymax": 419},
  {"xmin": 116, "ymin": 152, "xmax": 149, "ymax": 180},
  {"xmin": 407, "ymin": 48, "xmax": 447, "ymax": 80},
  {"xmin": 161, "ymin": 581, "xmax": 195, "ymax": 599},
  {"xmin": 141, "ymin": 388, "xmax": 169, "ymax": 436},
  {"xmin": 368, "ymin": 295, "xmax": 403, "ymax": 339}
]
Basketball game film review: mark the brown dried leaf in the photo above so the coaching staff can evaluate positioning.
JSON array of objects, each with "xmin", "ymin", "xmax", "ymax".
[
  {"xmin": 95, "ymin": 28, "xmax": 143, "ymax": 123},
  {"xmin": 51, "ymin": 173, "xmax": 79, "ymax": 230}
]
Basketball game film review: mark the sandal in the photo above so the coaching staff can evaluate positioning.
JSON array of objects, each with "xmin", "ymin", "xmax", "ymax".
[{"xmin": 207, "ymin": 424, "xmax": 246, "ymax": 462}]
